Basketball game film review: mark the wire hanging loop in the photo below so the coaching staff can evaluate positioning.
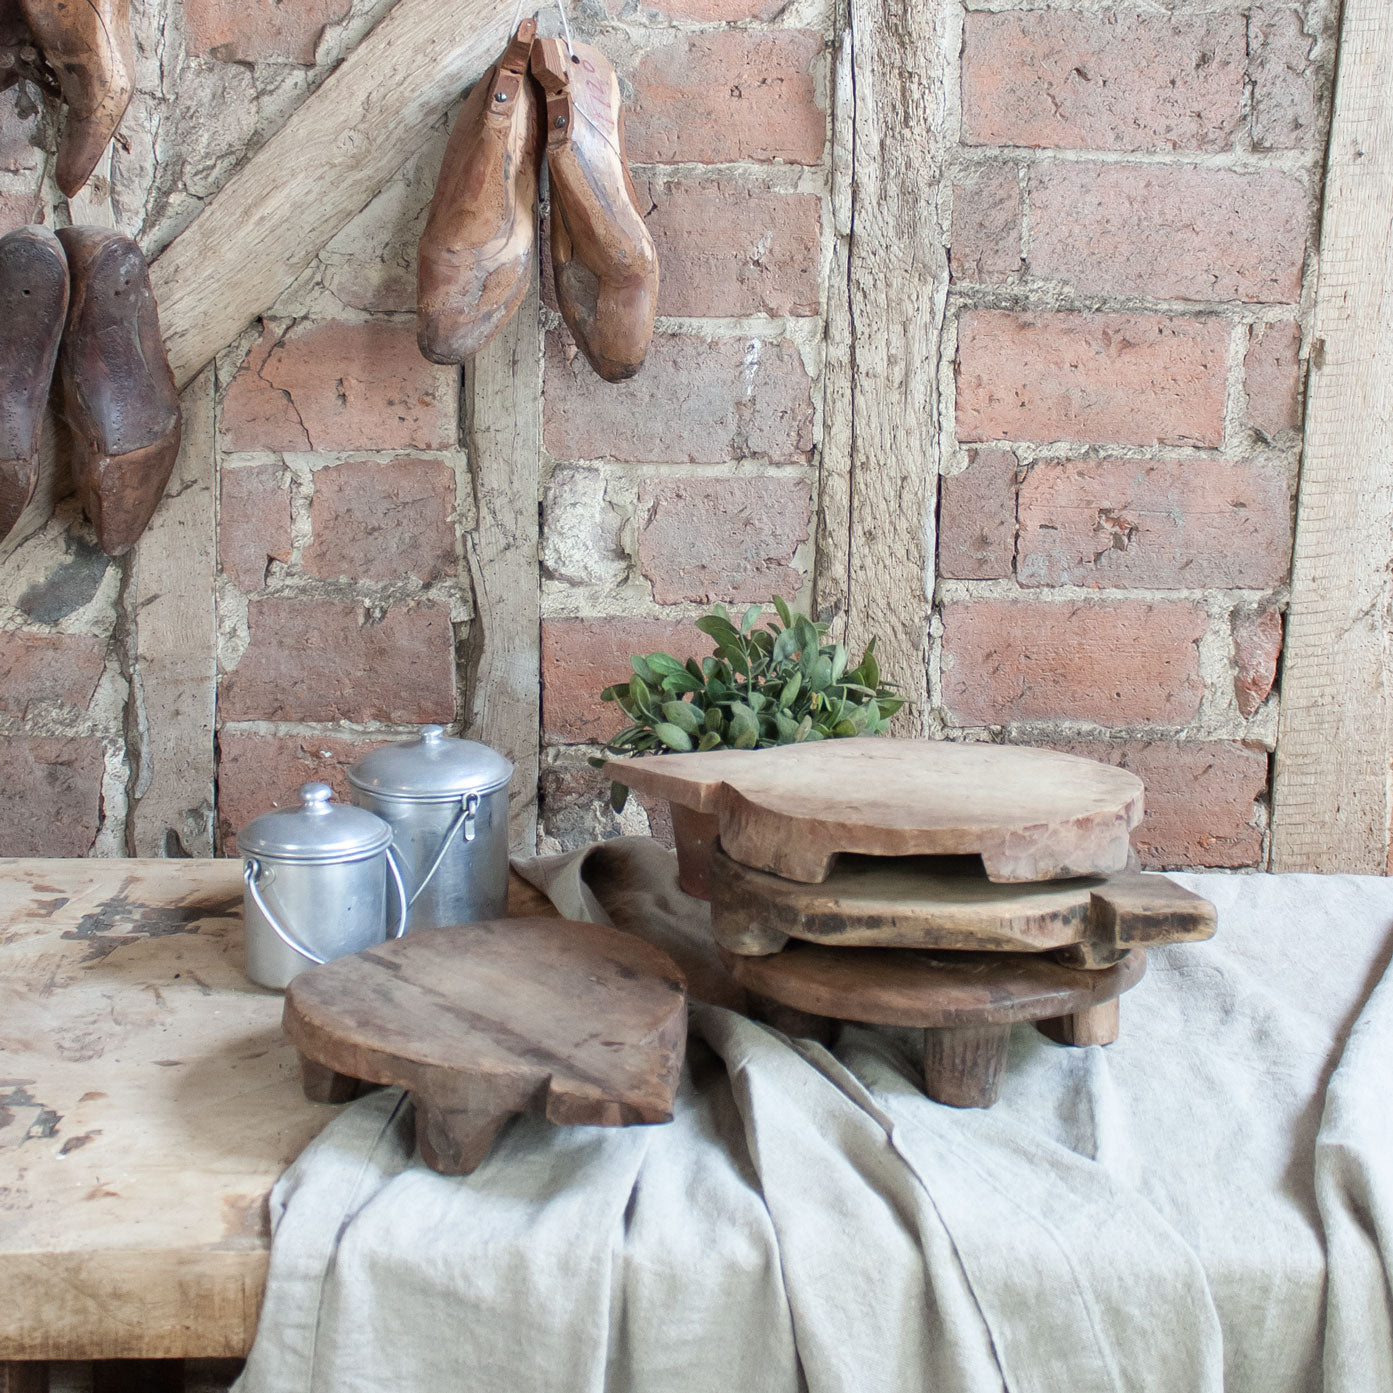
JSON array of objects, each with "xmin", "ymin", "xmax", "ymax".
[{"xmin": 554, "ymin": 0, "xmax": 576, "ymax": 58}]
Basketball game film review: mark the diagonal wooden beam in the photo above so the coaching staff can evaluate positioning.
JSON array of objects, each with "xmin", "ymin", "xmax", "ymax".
[{"xmin": 150, "ymin": 0, "xmax": 515, "ymax": 389}]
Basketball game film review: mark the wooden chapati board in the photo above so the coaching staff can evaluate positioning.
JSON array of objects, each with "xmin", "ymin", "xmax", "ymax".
[
  {"xmin": 284, "ymin": 919, "xmax": 688, "ymax": 1175},
  {"xmin": 710, "ymin": 849, "xmax": 1216, "ymax": 960},
  {"xmin": 605, "ymin": 739, "xmax": 1144, "ymax": 883}
]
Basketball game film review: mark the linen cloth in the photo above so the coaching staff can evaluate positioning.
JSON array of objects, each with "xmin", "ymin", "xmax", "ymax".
[{"xmin": 235, "ymin": 840, "xmax": 1393, "ymax": 1393}]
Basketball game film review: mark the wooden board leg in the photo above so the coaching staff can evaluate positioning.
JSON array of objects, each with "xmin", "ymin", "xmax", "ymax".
[
  {"xmin": 712, "ymin": 917, "xmax": 791, "ymax": 957},
  {"xmin": 922, "ymin": 1023, "xmax": 1012, "ymax": 1108},
  {"xmin": 299, "ymin": 1053, "xmax": 363, "ymax": 1103},
  {"xmin": 92, "ymin": 1360, "xmax": 185, "ymax": 1393},
  {"xmin": 1036, "ymin": 998, "xmax": 1120, "ymax": 1048},
  {"xmin": 746, "ymin": 992, "xmax": 838, "ymax": 1046},
  {"xmin": 0, "ymin": 1363, "xmax": 49, "ymax": 1393},
  {"xmin": 413, "ymin": 1096, "xmax": 513, "ymax": 1175}
]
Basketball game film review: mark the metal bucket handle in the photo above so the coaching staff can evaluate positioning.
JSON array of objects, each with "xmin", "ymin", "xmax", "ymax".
[
  {"xmin": 406, "ymin": 792, "xmax": 480, "ymax": 908},
  {"xmin": 244, "ymin": 848, "xmax": 409, "ymax": 966}
]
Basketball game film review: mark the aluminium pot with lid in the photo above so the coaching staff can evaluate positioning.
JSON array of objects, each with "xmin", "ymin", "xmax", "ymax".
[
  {"xmin": 346, "ymin": 726, "xmax": 513, "ymax": 933},
  {"xmin": 239, "ymin": 782, "xmax": 407, "ymax": 991}
]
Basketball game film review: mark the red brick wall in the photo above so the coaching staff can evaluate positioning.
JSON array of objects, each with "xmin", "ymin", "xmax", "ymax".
[{"xmin": 0, "ymin": 1, "xmax": 1335, "ymax": 869}]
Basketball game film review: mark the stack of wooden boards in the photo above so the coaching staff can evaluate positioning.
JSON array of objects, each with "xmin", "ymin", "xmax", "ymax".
[{"xmin": 608, "ymin": 740, "xmax": 1216, "ymax": 1108}]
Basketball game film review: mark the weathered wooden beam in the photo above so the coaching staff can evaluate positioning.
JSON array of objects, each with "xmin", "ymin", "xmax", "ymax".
[
  {"xmin": 150, "ymin": 0, "xmax": 515, "ymax": 389},
  {"xmin": 1270, "ymin": 1, "xmax": 1393, "ymax": 872},
  {"xmin": 463, "ymin": 275, "xmax": 542, "ymax": 853},
  {"xmin": 815, "ymin": 0, "xmax": 950, "ymax": 733},
  {"xmin": 127, "ymin": 367, "xmax": 216, "ymax": 857}
]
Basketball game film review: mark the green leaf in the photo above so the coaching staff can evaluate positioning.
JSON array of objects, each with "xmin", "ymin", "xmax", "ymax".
[
  {"xmin": 695, "ymin": 615, "xmax": 740, "ymax": 644},
  {"xmin": 811, "ymin": 655, "xmax": 834, "ymax": 690},
  {"xmin": 631, "ymin": 655, "xmax": 656, "ymax": 685},
  {"xmin": 697, "ymin": 731, "xmax": 723, "ymax": 752},
  {"xmin": 740, "ymin": 604, "xmax": 762, "ymax": 634},
  {"xmin": 653, "ymin": 722, "xmax": 694, "ymax": 752},
  {"xmin": 685, "ymin": 657, "xmax": 706, "ymax": 682},
  {"xmin": 747, "ymin": 692, "xmax": 767, "ymax": 713},
  {"xmin": 833, "ymin": 719, "xmax": 859, "ymax": 738},
  {"xmin": 600, "ymin": 684, "xmax": 625, "ymax": 703},
  {"xmin": 861, "ymin": 640, "xmax": 880, "ymax": 691},
  {"xmin": 728, "ymin": 705, "xmax": 759, "ymax": 748},
  {"xmin": 646, "ymin": 652, "xmax": 688, "ymax": 678},
  {"xmin": 628, "ymin": 673, "xmax": 655, "ymax": 715},
  {"xmin": 712, "ymin": 602, "xmax": 731, "ymax": 622},
  {"xmin": 831, "ymin": 643, "xmax": 848, "ymax": 682},
  {"xmin": 773, "ymin": 596, "xmax": 793, "ymax": 628},
  {"xmin": 779, "ymin": 670, "xmax": 803, "ymax": 708},
  {"xmin": 772, "ymin": 626, "xmax": 799, "ymax": 665},
  {"xmin": 704, "ymin": 707, "xmax": 725, "ymax": 734},
  {"xmin": 611, "ymin": 782, "xmax": 630, "ymax": 813},
  {"xmin": 795, "ymin": 715, "xmax": 813, "ymax": 741},
  {"xmin": 660, "ymin": 669, "xmax": 703, "ymax": 694},
  {"xmin": 774, "ymin": 712, "xmax": 801, "ymax": 742},
  {"xmin": 661, "ymin": 701, "xmax": 703, "ymax": 734}
]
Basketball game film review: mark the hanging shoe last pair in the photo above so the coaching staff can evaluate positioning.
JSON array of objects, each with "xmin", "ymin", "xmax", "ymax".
[
  {"xmin": 418, "ymin": 23, "xmax": 658, "ymax": 383},
  {"xmin": 0, "ymin": 224, "xmax": 181, "ymax": 554},
  {"xmin": 3, "ymin": 0, "xmax": 135, "ymax": 196}
]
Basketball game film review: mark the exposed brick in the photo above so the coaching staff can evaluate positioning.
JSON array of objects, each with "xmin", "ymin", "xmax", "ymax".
[
  {"xmin": 0, "ymin": 631, "xmax": 105, "ymax": 717},
  {"xmin": 305, "ymin": 457, "xmax": 456, "ymax": 583},
  {"xmin": 627, "ymin": 32, "xmax": 826, "ymax": 166},
  {"xmin": 1045, "ymin": 739, "xmax": 1267, "ymax": 868},
  {"xmin": 541, "ymin": 617, "xmax": 703, "ymax": 744},
  {"xmin": 1016, "ymin": 459, "xmax": 1291, "ymax": 590},
  {"xmin": 0, "ymin": 191, "xmax": 39, "ymax": 234},
  {"xmin": 1244, "ymin": 321, "xmax": 1303, "ymax": 439},
  {"xmin": 538, "ymin": 760, "xmax": 673, "ymax": 853},
  {"xmin": 961, "ymin": 12, "xmax": 1245, "ymax": 153},
  {"xmin": 215, "ymin": 731, "xmax": 389, "ymax": 853},
  {"xmin": 642, "ymin": 180, "xmax": 822, "ymax": 318},
  {"xmin": 937, "ymin": 450, "xmax": 1017, "ymax": 580},
  {"xmin": 640, "ymin": 0, "xmax": 784, "ymax": 21},
  {"xmin": 0, "ymin": 736, "xmax": 104, "ymax": 856},
  {"xmin": 1028, "ymin": 164, "xmax": 1307, "ymax": 304},
  {"xmin": 940, "ymin": 598, "xmax": 1206, "ymax": 727},
  {"xmin": 219, "ymin": 462, "xmax": 292, "ymax": 592},
  {"xmin": 950, "ymin": 167, "xmax": 1021, "ymax": 285},
  {"xmin": 544, "ymin": 332, "xmax": 813, "ymax": 465},
  {"xmin": 220, "ymin": 321, "xmax": 458, "ymax": 454},
  {"xmin": 220, "ymin": 598, "xmax": 456, "ymax": 724},
  {"xmin": 0, "ymin": 87, "xmax": 41, "ymax": 177},
  {"xmin": 183, "ymin": 0, "xmax": 350, "ymax": 63},
  {"xmin": 955, "ymin": 311, "xmax": 1229, "ymax": 449},
  {"xmin": 638, "ymin": 476, "xmax": 811, "ymax": 604},
  {"xmin": 1249, "ymin": 9, "xmax": 1321, "ymax": 151},
  {"xmin": 1233, "ymin": 605, "xmax": 1283, "ymax": 717}
]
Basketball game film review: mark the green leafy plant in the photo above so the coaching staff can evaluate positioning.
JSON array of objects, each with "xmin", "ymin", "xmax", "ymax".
[{"xmin": 592, "ymin": 599, "xmax": 903, "ymax": 811}]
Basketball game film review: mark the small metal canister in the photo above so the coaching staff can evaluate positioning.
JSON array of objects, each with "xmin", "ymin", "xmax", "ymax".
[
  {"xmin": 347, "ymin": 726, "xmax": 513, "ymax": 932},
  {"xmin": 240, "ymin": 782, "xmax": 408, "ymax": 990}
]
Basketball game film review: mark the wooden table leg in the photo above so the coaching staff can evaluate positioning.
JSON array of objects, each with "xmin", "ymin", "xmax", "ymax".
[
  {"xmin": 1036, "ymin": 998, "xmax": 1120, "ymax": 1047},
  {"xmin": 746, "ymin": 992, "xmax": 837, "ymax": 1046},
  {"xmin": 0, "ymin": 1363, "xmax": 49, "ymax": 1393},
  {"xmin": 413, "ymin": 1096, "xmax": 513, "ymax": 1175},
  {"xmin": 300, "ymin": 1053, "xmax": 363, "ymax": 1103},
  {"xmin": 93, "ymin": 1361, "xmax": 186, "ymax": 1393},
  {"xmin": 922, "ymin": 1023, "xmax": 1012, "ymax": 1108}
]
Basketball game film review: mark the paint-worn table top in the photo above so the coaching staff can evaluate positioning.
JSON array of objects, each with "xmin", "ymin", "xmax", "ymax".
[{"xmin": 0, "ymin": 857, "xmax": 557, "ymax": 1363}]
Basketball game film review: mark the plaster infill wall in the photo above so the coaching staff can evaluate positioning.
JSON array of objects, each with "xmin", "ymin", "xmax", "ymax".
[{"xmin": 0, "ymin": 0, "xmax": 1338, "ymax": 871}]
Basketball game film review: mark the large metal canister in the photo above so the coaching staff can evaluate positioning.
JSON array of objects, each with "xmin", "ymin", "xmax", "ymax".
[
  {"xmin": 239, "ymin": 783, "xmax": 408, "ymax": 990},
  {"xmin": 347, "ymin": 726, "xmax": 513, "ymax": 932}
]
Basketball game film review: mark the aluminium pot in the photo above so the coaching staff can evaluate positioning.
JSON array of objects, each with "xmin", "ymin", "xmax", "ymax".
[
  {"xmin": 239, "ymin": 782, "xmax": 408, "ymax": 991},
  {"xmin": 347, "ymin": 725, "xmax": 513, "ymax": 933}
]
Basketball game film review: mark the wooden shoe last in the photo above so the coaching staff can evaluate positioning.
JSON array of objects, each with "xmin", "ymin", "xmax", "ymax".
[
  {"xmin": 417, "ymin": 21, "xmax": 541, "ymax": 364},
  {"xmin": 533, "ymin": 38, "xmax": 658, "ymax": 382},
  {"xmin": 19, "ymin": 0, "xmax": 135, "ymax": 197},
  {"xmin": 0, "ymin": 225, "xmax": 67, "ymax": 544},
  {"xmin": 57, "ymin": 226, "xmax": 181, "ymax": 556}
]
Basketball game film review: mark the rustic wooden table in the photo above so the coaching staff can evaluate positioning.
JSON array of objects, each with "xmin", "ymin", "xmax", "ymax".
[{"xmin": 0, "ymin": 857, "xmax": 554, "ymax": 1391}]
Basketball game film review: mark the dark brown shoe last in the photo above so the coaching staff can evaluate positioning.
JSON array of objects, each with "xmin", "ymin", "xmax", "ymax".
[
  {"xmin": 417, "ymin": 20, "xmax": 542, "ymax": 364},
  {"xmin": 532, "ymin": 39, "xmax": 658, "ymax": 383},
  {"xmin": 19, "ymin": 0, "xmax": 135, "ymax": 196},
  {"xmin": 57, "ymin": 226, "xmax": 181, "ymax": 556},
  {"xmin": 0, "ymin": 224, "xmax": 68, "ymax": 544}
]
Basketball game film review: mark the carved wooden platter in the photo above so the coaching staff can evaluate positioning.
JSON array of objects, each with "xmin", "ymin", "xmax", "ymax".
[
  {"xmin": 284, "ymin": 919, "xmax": 687, "ymax": 1175},
  {"xmin": 605, "ymin": 738, "xmax": 1144, "ymax": 883},
  {"xmin": 710, "ymin": 849, "xmax": 1215, "ymax": 964},
  {"xmin": 723, "ymin": 941, "xmax": 1147, "ymax": 1108}
]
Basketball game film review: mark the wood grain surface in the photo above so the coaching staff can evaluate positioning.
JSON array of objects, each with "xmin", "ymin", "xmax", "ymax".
[
  {"xmin": 284, "ymin": 919, "xmax": 687, "ymax": 1174},
  {"xmin": 710, "ymin": 851, "xmax": 1215, "ymax": 958},
  {"xmin": 1270, "ymin": 0, "xmax": 1393, "ymax": 872},
  {"xmin": 721, "ymin": 940, "xmax": 1145, "ymax": 1030},
  {"xmin": 607, "ymin": 739, "xmax": 1144, "ymax": 883}
]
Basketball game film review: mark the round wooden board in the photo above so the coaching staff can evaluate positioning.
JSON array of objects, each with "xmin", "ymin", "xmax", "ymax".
[
  {"xmin": 720, "ymin": 941, "xmax": 1146, "ymax": 1029},
  {"xmin": 284, "ymin": 919, "xmax": 687, "ymax": 1173},
  {"xmin": 605, "ymin": 738, "xmax": 1144, "ymax": 883}
]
